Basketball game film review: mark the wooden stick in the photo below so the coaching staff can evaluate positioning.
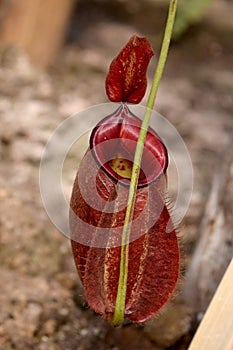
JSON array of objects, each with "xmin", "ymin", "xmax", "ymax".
[
  {"xmin": 0, "ymin": 0, "xmax": 74, "ymax": 67},
  {"xmin": 188, "ymin": 258, "xmax": 233, "ymax": 350}
]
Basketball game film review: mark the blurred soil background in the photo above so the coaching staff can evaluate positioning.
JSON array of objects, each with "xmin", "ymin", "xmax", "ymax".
[{"xmin": 0, "ymin": 0, "xmax": 232, "ymax": 349}]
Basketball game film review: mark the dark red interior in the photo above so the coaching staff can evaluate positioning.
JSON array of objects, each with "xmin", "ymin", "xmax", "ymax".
[{"xmin": 90, "ymin": 105, "xmax": 168, "ymax": 187}]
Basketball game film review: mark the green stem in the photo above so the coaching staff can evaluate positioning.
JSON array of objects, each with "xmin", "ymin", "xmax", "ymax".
[{"xmin": 112, "ymin": 0, "xmax": 178, "ymax": 327}]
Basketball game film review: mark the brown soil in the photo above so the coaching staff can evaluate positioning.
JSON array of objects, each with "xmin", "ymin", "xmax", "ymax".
[{"xmin": 0, "ymin": 1, "xmax": 232, "ymax": 349}]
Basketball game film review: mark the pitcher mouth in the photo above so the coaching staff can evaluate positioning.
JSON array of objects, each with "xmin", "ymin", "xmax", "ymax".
[{"xmin": 90, "ymin": 104, "xmax": 168, "ymax": 188}]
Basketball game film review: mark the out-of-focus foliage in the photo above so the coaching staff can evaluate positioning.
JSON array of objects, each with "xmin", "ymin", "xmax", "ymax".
[{"xmin": 173, "ymin": 0, "xmax": 214, "ymax": 39}]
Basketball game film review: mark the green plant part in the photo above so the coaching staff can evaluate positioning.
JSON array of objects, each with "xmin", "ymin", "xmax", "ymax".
[
  {"xmin": 112, "ymin": 0, "xmax": 178, "ymax": 326},
  {"xmin": 173, "ymin": 0, "xmax": 213, "ymax": 39}
]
